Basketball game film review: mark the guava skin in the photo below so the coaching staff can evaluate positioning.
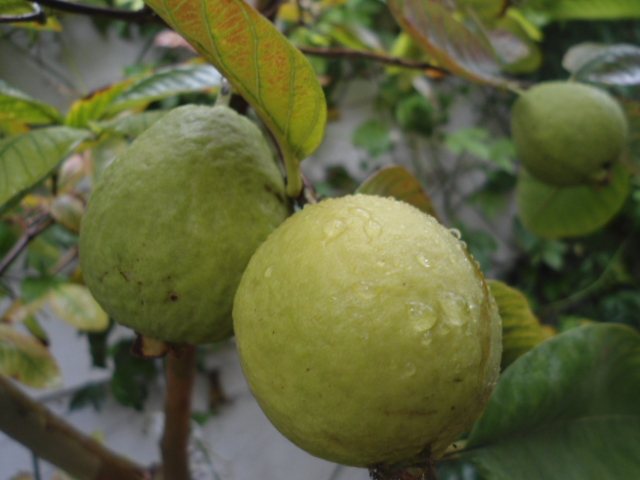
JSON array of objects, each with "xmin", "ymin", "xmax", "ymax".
[
  {"xmin": 79, "ymin": 105, "xmax": 291, "ymax": 345},
  {"xmin": 233, "ymin": 194, "xmax": 502, "ymax": 467},
  {"xmin": 511, "ymin": 81, "xmax": 628, "ymax": 187}
]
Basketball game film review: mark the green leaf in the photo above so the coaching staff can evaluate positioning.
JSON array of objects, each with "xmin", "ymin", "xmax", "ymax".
[
  {"xmin": 48, "ymin": 284, "xmax": 110, "ymax": 332},
  {"xmin": 352, "ymin": 119, "xmax": 394, "ymax": 157},
  {"xmin": 564, "ymin": 43, "xmax": 640, "ymax": 86},
  {"xmin": 110, "ymin": 338, "xmax": 158, "ymax": 410},
  {"xmin": 516, "ymin": 163, "xmax": 630, "ymax": 238},
  {"xmin": 487, "ymin": 280, "xmax": 547, "ymax": 369},
  {"xmin": 143, "ymin": 0, "xmax": 327, "ymax": 197},
  {"xmin": 0, "ymin": 324, "xmax": 62, "ymax": 388},
  {"xmin": 0, "ymin": 126, "xmax": 91, "ymax": 212},
  {"xmin": 50, "ymin": 193, "xmax": 85, "ymax": 234},
  {"xmin": 107, "ymin": 63, "xmax": 222, "ymax": 115},
  {"xmin": 98, "ymin": 110, "xmax": 168, "ymax": 138},
  {"xmin": 357, "ymin": 164, "xmax": 440, "ymax": 220},
  {"xmin": 387, "ymin": 0, "xmax": 512, "ymax": 87},
  {"xmin": 523, "ymin": 0, "xmax": 640, "ymax": 20},
  {"xmin": 463, "ymin": 323, "xmax": 640, "ymax": 480},
  {"xmin": 0, "ymin": 79, "xmax": 63, "ymax": 126},
  {"xmin": 65, "ymin": 83, "xmax": 131, "ymax": 128}
]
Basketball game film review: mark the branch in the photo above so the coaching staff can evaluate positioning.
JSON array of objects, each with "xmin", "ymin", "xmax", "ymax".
[
  {"xmin": 0, "ymin": 374, "xmax": 149, "ymax": 480},
  {"xmin": 33, "ymin": 0, "xmax": 163, "ymax": 24},
  {"xmin": 161, "ymin": 345, "xmax": 198, "ymax": 480},
  {"xmin": 0, "ymin": 212, "xmax": 54, "ymax": 277},
  {"xmin": 299, "ymin": 46, "xmax": 449, "ymax": 74}
]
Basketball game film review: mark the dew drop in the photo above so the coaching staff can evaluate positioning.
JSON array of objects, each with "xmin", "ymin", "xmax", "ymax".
[
  {"xmin": 415, "ymin": 253, "xmax": 432, "ymax": 269},
  {"xmin": 364, "ymin": 220, "xmax": 382, "ymax": 239},
  {"xmin": 449, "ymin": 228, "xmax": 462, "ymax": 240},
  {"xmin": 407, "ymin": 302, "xmax": 438, "ymax": 332},
  {"xmin": 264, "ymin": 266, "xmax": 274, "ymax": 278},
  {"xmin": 357, "ymin": 281, "xmax": 376, "ymax": 300},
  {"xmin": 438, "ymin": 291, "xmax": 471, "ymax": 327},
  {"xmin": 421, "ymin": 331, "xmax": 433, "ymax": 346},
  {"xmin": 401, "ymin": 361, "xmax": 417, "ymax": 378},
  {"xmin": 350, "ymin": 207, "xmax": 371, "ymax": 219},
  {"xmin": 323, "ymin": 219, "xmax": 346, "ymax": 245}
]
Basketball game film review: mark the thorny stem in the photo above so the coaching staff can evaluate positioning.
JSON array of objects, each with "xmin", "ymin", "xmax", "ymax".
[
  {"xmin": 0, "ymin": 374, "xmax": 149, "ymax": 480},
  {"xmin": 161, "ymin": 345, "xmax": 198, "ymax": 480}
]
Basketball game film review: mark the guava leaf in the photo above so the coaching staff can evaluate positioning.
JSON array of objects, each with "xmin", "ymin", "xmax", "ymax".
[
  {"xmin": 516, "ymin": 163, "xmax": 630, "ymax": 239},
  {"xmin": 0, "ymin": 324, "xmax": 62, "ymax": 388},
  {"xmin": 107, "ymin": 63, "xmax": 223, "ymax": 115},
  {"xmin": 456, "ymin": 0, "xmax": 509, "ymax": 23},
  {"xmin": 356, "ymin": 165, "xmax": 440, "ymax": 220},
  {"xmin": 48, "ymin": 284, "xmax": 110, "ymax": 333},
  {"xmin": 0, "ymin": 127, "xmax": 91, "ymax": 212},
  {"xmin": 621, "ymin": 99, "xmax": 640, "ymax": 167},
  {"xmin": 143, "ymin": 0, "xmax": 327, "ymax": 197},
  {"xmin": 462, "ymin": 323, "xmax": 640, "ymax": 480},
  {"xmin": 487, "ymin": 280, "xmax": 547, "ymax": 369},
  {"xmin": 522, "ymin": 0, "xmax": 640, "ymax": 20},
  {"xmin": 65, "ymin": 83, "xmax": 132, "ymax": 128},
  {"xmin": 98, "ymin": 111, "xmax": 168, "ymax": 138},
  {"xmin": 386, "ymin": 0, "xmax": 511, "ymax": 87},
  {"xmin": 0, "ymin": 79, "xmax": 63, "ymax": 126},
  {"xmin": 563, "ymin": 43, "xmax": 640, "ymax": 86},
  {"xmin": 50, "ymin": 194, "xmax": 84, "ymax": 234}
]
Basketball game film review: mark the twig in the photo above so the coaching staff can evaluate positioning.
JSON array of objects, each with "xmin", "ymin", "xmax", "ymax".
[
  {"xmin": 161, "ymin": 345, "xmax": 198, "ymax": 480},
  {"xmin": 0, "ymin": 212, "xmax": 54, "ymax": 277},
  {"xmin": 0, "ymin": 374, "xmax": 149, "ymax": 480},
  {"xmin": 33, "ymin": 0, "xmax": 163, "ymax": 24},
  {"xmin": 298, "ymin": 46, "xmax": 449, "ymax": 74}
]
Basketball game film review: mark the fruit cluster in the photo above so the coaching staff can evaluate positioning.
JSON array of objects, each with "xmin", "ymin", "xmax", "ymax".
[{"xmin": 80, "ymin": 104, "xmax": 502, "ymax": 472}]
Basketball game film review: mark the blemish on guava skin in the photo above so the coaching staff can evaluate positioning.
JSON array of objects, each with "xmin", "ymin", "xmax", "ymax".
[
  {"xmin": 452, "ymin": 378, "xmax": 463, "ymax": 383},
  {"xmin": 264, "ymin": 184, "xmax": 285, "ymax": 204},
  {"xmin": 118, "ymin": 268, "xmax": 129, "ymax": 282},
  {"xmin": 169, "ymin": 292, "xmax": 179, "ymax": 302}
]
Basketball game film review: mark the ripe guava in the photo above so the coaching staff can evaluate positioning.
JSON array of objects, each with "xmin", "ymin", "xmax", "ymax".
[
  {"xmin": 79, "ymin": 105, "xmax": 291, "ymax": 345},
  {"xmin": 511, "ymin": 81, "xmax": 628, "ymax": 187},
  {"xmin": 233, "ymin": 194, "xmax": 502, "ymax": 468}
]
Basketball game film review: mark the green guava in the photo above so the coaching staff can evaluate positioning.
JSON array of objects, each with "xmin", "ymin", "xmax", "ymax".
[
  {"xmin": 511, "ymin": 81, "xmax": 628, "ymax": 187},
  {"xmin": 233, "ymin": 194, "xmax": 502, "ymax": 468},
  {"xmin": 79, "ymin": 105, "xmax": 291, "ymax": 345}
]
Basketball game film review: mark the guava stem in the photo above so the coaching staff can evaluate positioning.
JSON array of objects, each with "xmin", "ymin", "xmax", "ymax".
[
  {"xmin": 215, "ymin": 79, "xmax": 233, "ymax": 107},
  {"xmin": 284, "ymin": 149, "xmax": 304, "ymax": 198},
  {"xmin": 0, "ymin": 374, "xmax": 148, "ymax": 480},
  {"xmin": 161, "ymin": 345, "xmax": 198, "ymax": 480}
]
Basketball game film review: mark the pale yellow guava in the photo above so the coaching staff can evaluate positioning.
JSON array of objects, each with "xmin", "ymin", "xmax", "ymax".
[
  {"xmin": 233, "ymin": 194, "xmax": 502, "ymax": 467},
  {"xmin": 79, "ymin": 105, "xmax": 291, "ymax": 345},
  {"xmin": 511, "ymin": 81, "xmax": 628, "ymax": 186}
]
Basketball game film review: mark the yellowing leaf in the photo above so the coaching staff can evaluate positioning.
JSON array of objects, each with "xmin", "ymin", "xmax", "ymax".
[
  {"xmin": 143, "ymin": 0, "xmax": 327, "ymax": 197},
  {"xmin": 48, "ymin": 284, "xmax": 109, "ymax": 332},
  {"xmin": 357, "ymin": 165, "xmax": 440, "ymax": 220},
  {"xmin": 0, "ymin": 324, "xmax": 62, "ymax": 388},
  {"xmin": 488, "ymin": 280, "xmax": 547, "ymax": 369}
]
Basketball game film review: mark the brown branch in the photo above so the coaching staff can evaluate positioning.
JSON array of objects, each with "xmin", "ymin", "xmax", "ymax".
[
  {"xmin": 0, "ymin": 374, "xmax": 149, "ymax": 480},
  {"xmin": 0, "ymin": 212, "xmax": 54, "ymax": 277},
  {"xmin": 161, "ymin": 345, "xmax": 198, "ymax": 480},
  {"xmin": 298, "ymin": 46, "xmax": 450, "ymax": 74},
  {"xmin": 33, "ymin": 0, "xmax": 163, "ymax": 24}
]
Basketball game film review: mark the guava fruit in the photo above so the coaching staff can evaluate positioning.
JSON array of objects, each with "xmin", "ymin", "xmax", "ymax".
[
  {"xmin": 79, "ymin": 105, "xmax": 291, "ymax": 345},
  {"xmin": 511, "ymin": 81, "xmax": 628, "ymax": 187},
  {"xmin": 233, "ymin": 194, "xmax": 502, "ymax": 468}
]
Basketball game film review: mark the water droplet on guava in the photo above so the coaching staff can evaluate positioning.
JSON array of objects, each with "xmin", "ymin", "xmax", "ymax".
[
  {"xmin": 449, "ymin": 228, "xmax": 462, "ymax": 240},
  {"xmin": 350, "ymin": 207, "xmax": 372, "ymax": 219},
  {"xmin": 406, "ymin": 302, "xmax": 437, "ymax": 332},
  {"xmin": 438, "ymin": 291, "xmax": 471, "ymax": 327},
  {"xmin": 323, "ymin": 219, "xmax": 346, "ymax": 245},
  {"xmin": 364, "ymin": 220, "xmax": 382, "ymax": 239},
  {"xmin": 264, "ymin": 266, "xmax": 274, "ymax": 278},
  {"xmin": 415, "ymin": 253, "xmax": 431, "ymax": 269},
  {"xmin": 401, "ymin": 361, "xmax": 417, "ymax": 378}
]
